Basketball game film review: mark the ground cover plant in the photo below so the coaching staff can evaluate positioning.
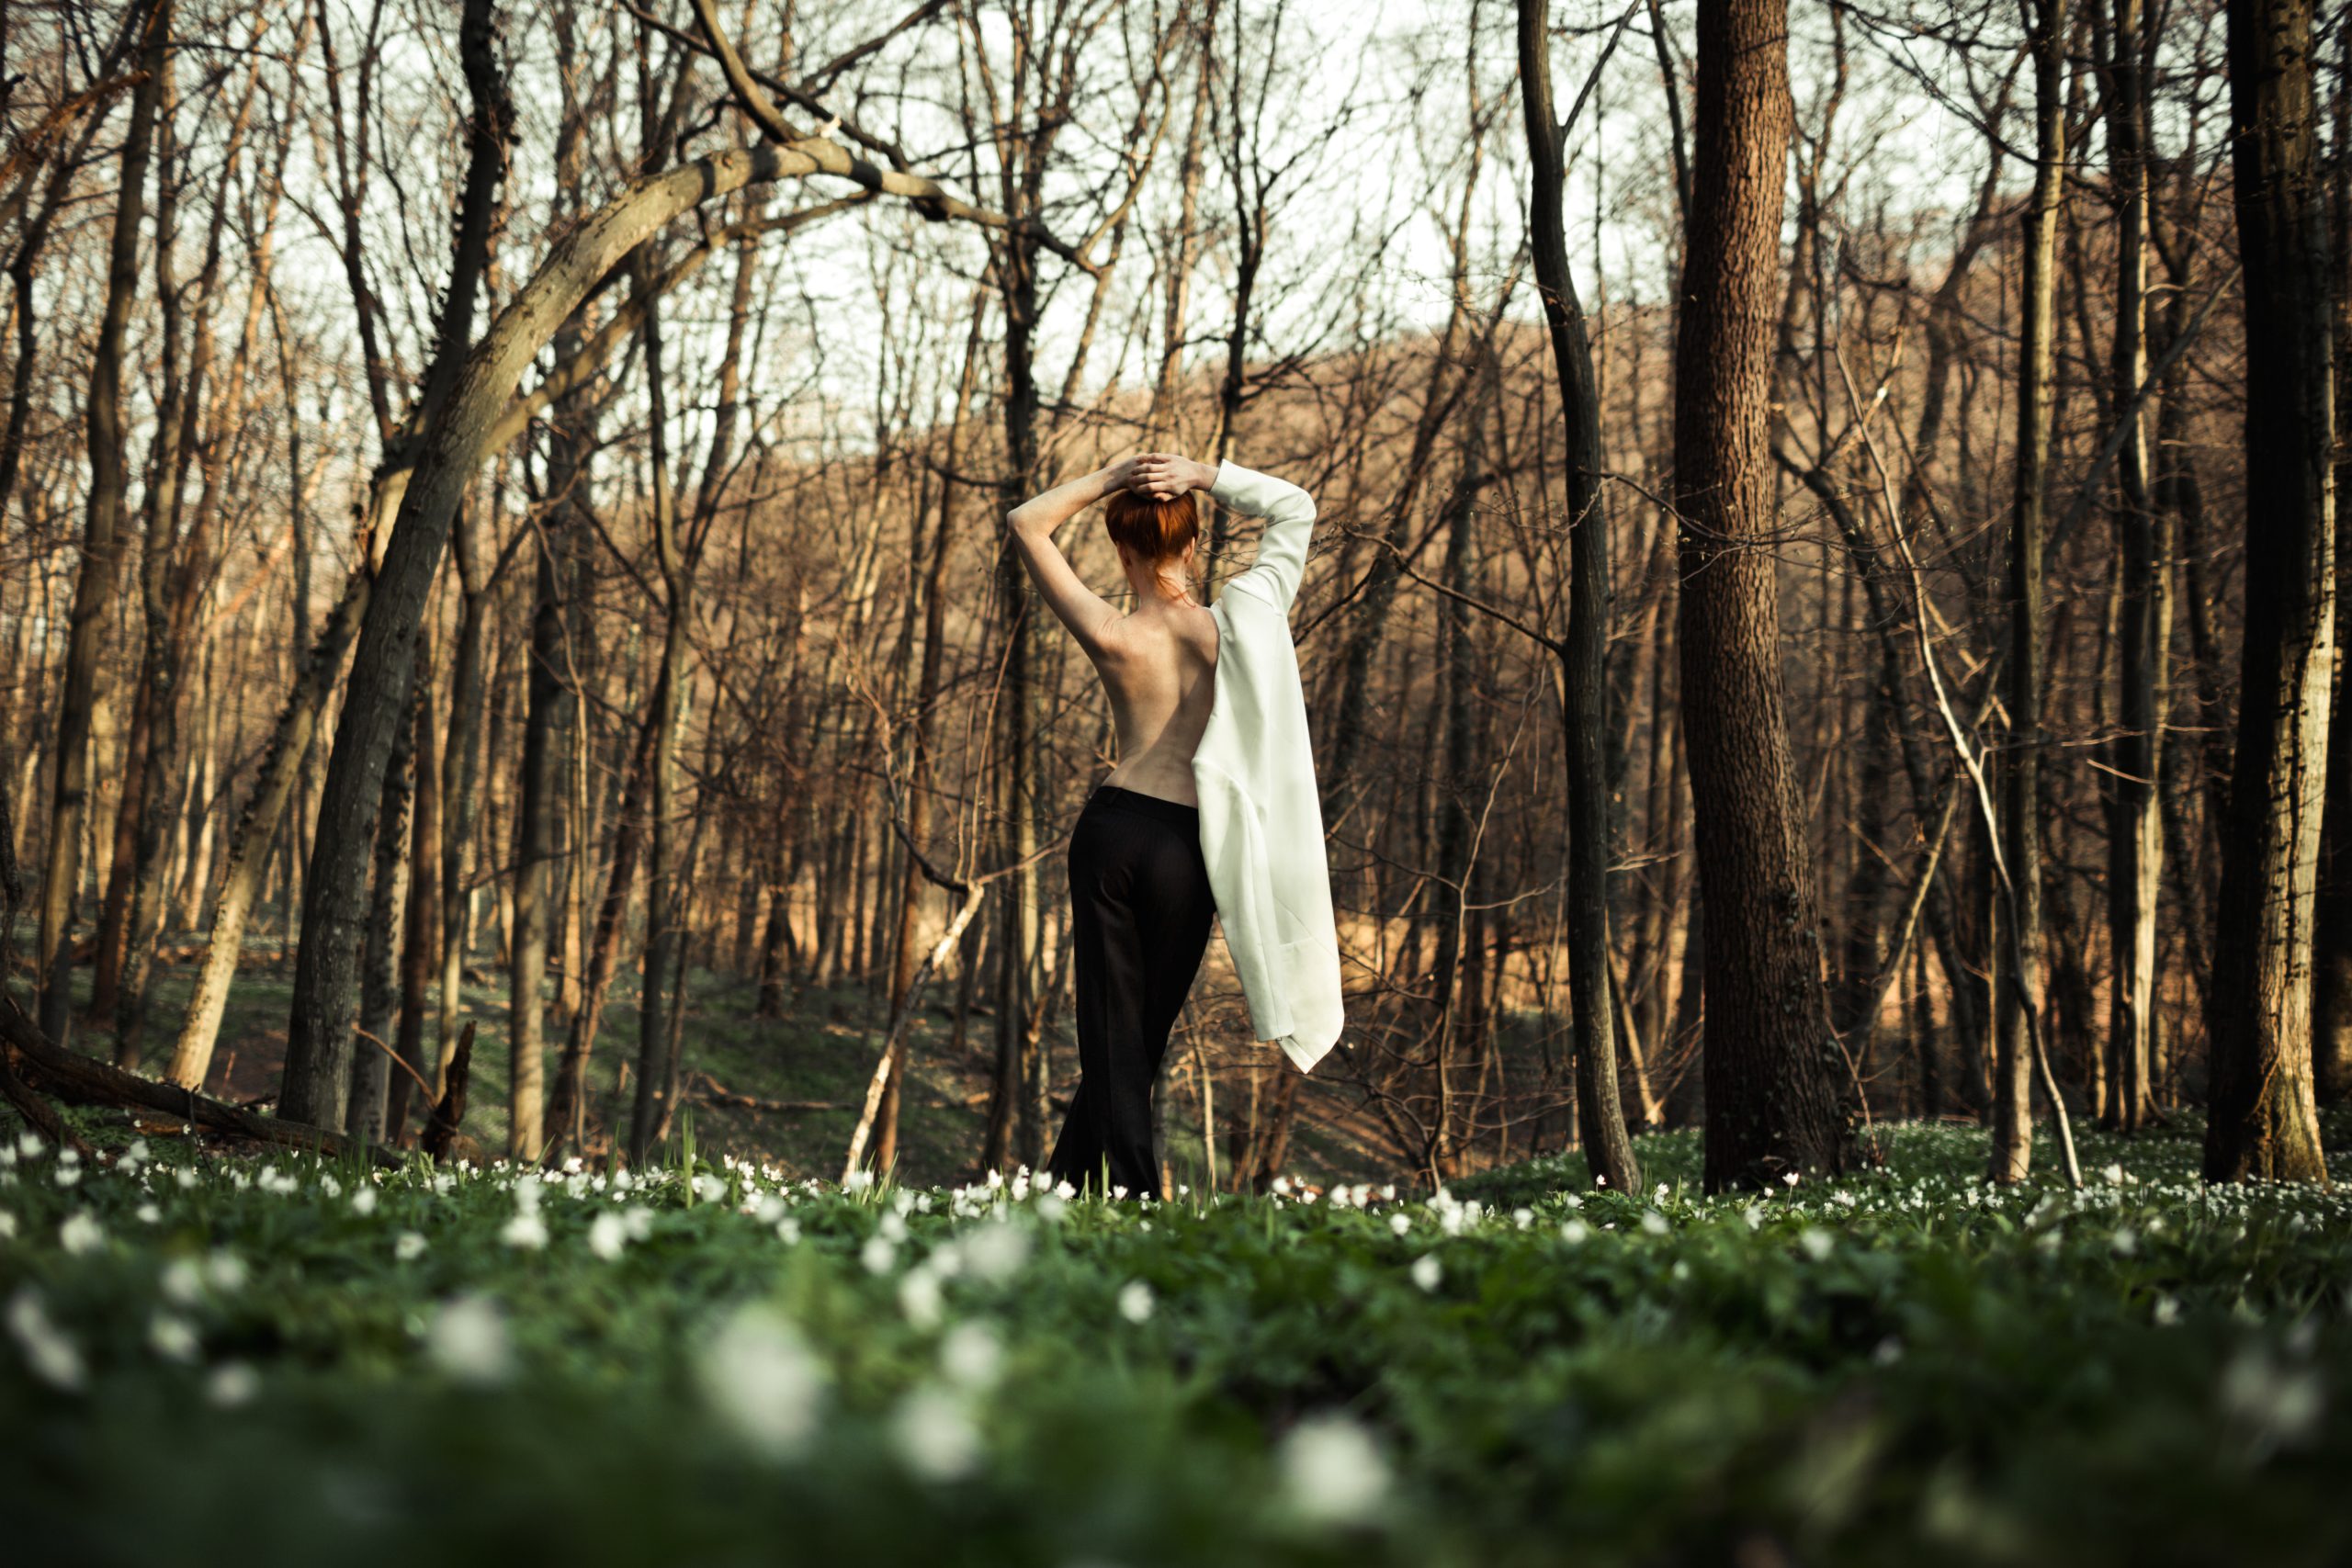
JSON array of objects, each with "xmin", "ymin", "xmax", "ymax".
[{"xmin": 2, "ymin": 1110, "xmax": 2347, "ymax": 1567}]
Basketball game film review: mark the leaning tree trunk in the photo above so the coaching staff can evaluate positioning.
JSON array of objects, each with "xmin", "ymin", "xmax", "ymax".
[
  {"xmin": 277, "ymin": 0, "xmax": 514, "ymax": 1129},
  {"xmin": 1991, "ymin": 0, "xmax": 2065, "ymax": 1184},
  {"xmin": 1519, "ymin": 0, "xmax": 1642, "ymax": 1194},
  {"xmin": 1671, "ymin": 0, "xmax": 1849, "ymax": 1194},
  {"xmin": 36, "ymin": 0, "xmax": 166, "ymax": 1051},
  {"xmin": 2203, "ymin": 0, "xmax": 2335, "ymax": 1184}
]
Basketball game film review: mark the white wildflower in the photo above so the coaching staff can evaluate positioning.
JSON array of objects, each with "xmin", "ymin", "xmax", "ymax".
[
  {"xmin": 6, "ymin": 1287, "xmax": 84, "ymax": 1392},
  {"xmin": 1118, "ymin": 1280, "xmax": 1155, "ymax": 1324},
  {"xmin": 148, "ymin": 1312, "xmax": 201, "ymax": 1364},
  {"xmin": 394, "ymin": 1231, "xmax": 428, "ymax": 1262},
  {"xmin": 1278, "ymin": 1412, "xmax": 1389, "ymax": 1526},
  {"xmin": 892, "ymin": 1383, "xmax": 983, "ymax": 1483},
  {"xmin": 1410, "ymin": 1253, "xmax": 1442, "ymax": 1292},
  {"xmin": 1558, "ymin": 1219, "xmax": 1590, "ymax": 1245},
  {"xmin": 2220, "ymin": 1342, "xmax": 2325, "ymax": 1454},
  {"xmin": 1799, "ymin": 1228, "xmax": 1835, "ymax": 1261},
  {"xmin": 207, "ymin": 1361, "xmax": 260, "ymax": 1408},
  {"xmin": 939, "ymin": 1322, "xmax": 1003, "ymax": 1393},
  {"xmin": 695, "ymin": 1303, "xmax": 825, "ymax": 1460},
  {"xmin": 587, "ymin": 1211, "xmax": 628, "ymax": 1261},
  {"xmin": 425, "ymin": 1293, "xmax": 514, "ymax": 1386},
  {"xmin": 160, "ymin": 1258, "xmax": 204, "ymax": 1305},
  {"xmin": 899, "ymin": 1266, "xmax": 944, "ymax": 1330},
  {"xmin": 58, "ymin": 1212, "xmax": 104, "ymax": 1256},
  {"xmin": 861, "ymin": 1235, "xmax": 899, "ymax": 1274},
  {"xmin": 959, "ymin": 1219, "xmax": 1031, "ymax": 1284}
]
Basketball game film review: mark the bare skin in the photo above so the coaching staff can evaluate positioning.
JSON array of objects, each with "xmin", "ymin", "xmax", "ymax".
[{"xmin": 1006, "ymin": 452, "xmax": 1221, "ymax": 807}]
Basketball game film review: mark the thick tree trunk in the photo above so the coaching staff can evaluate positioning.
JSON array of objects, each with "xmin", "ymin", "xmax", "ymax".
[
  {"xmin": 2312, "ymin": 18, "xmax": 2352, "ymax": 1106},
  {"xmin": 2204, "ymin": 0, "xmax": 2335, "ymax": 1184},
  {"xmin": 1671, "ymin": 0, "xmax": 1848, "ymax": 1192}
]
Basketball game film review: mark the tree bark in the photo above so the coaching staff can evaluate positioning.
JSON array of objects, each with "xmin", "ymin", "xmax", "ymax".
[
  {"xmin": 1991, "ymin": 0, "xmax": 2066, "ymax": 1184},
  {"xmin": 2104, "ymin": 0, "xmax": 2164, "ymax": 1133},
  {"xmin": 1517, "ymin": 0, "xmax": 1640, "ymax": 1192},
  {"xmin": 2204, "ymin": 0, "xmax": 2335, "ymax": 1184},
  {"xmin": 278, "ymin": 0, "xmax": 514, "ymax": 1129},
  {"xmin": 1670, "ymin": 0, "xmax": 1848, "ymax": 1193},
  {"xmin": 36, "ymin": 0, "xmax": 167, "ymax": 1051}
]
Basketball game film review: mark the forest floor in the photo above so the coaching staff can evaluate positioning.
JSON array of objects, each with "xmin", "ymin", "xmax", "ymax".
[
  {"xmin": 1, "ymin": 1090, "xmax": 2347, "ymax": 1566},
  {"xmin": 37, "ymin": 932, "xmax": 1570, "ymax": 1190}
]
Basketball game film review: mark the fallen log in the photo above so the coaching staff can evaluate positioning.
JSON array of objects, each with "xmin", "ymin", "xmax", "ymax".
[
  {"xmin": 687, "ymin": 1070, "xmax": 843, "ymax": 1115},
  {"xmin": 0, "ymin": 994, "xmax": 404, "ymax": 1170}
]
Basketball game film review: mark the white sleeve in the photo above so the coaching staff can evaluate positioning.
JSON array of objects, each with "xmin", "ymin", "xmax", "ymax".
[{"xmin": 1210, "ymin": 459, "xmax": 1317, "ymax": 615}]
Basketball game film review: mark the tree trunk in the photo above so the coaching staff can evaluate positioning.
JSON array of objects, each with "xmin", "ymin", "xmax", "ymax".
[
  {"xmin": 1671, "ymin": 0, "xmax": 1847, "ymax": 1192},
  {"xmin": 36, "ymin": 0, "xmax": 167, "ymax": 1050},
  {"xmin": 2203, "ymin": 0, "xmax": 2335, "ymax": 1184},
  {"xmin": 627, "ymin": 252, "xmax": 687, "ymax": 1168},
  {"xmin": 2104, "ymin": 0, "xmax": 2164, "ymax": 1133},
  {"xmin": 2312, "ymin": 15, "xmax": 2352, "ymax": 1105},
  {"xmin": 1992, "ymin": 0, "xmax": 2066, "ymax": 1184},
  {"xmin": 1518, "ymin": 0, "xmax": 1640, "ymax": 1192}
]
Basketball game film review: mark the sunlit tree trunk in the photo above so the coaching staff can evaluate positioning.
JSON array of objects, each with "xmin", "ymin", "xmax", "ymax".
[
  {"xmin": 2204, "ymin": 0, "xmax": 2335, "ymax": 1184},
  {"xmin": 37, "ymin": 0, "xmax": 167, "ymax": 1051}
]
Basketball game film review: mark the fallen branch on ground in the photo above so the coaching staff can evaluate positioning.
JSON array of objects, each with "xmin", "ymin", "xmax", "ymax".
[{"xmin": 0, "ymin": 994, "xmax": 404, "ymax": 1169}]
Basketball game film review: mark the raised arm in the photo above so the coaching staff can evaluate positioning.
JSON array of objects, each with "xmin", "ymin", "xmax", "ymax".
[
  {"xmin": 1205, "ymin": 458, "xmax": 1317, "ymax": 615},
  {"xmin": 1004, "ymin": 457, "xmax": 1150, "ymax": 658}
]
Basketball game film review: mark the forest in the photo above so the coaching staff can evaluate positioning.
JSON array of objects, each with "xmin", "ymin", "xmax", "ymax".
[{"xmin": 0, "ymin": 0, "xmax": 2347, "ymax": 1563}]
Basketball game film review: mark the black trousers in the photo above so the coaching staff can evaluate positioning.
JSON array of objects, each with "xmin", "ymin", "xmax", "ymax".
[{"xmin": 1045, "ymin": 784, "xmax": 1216, "ymax": 1201}]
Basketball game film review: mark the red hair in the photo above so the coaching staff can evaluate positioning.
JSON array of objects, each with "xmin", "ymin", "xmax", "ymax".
[{"xmin": 1103, "ymin": 488, "xmax": 1199, "ymax": 564}]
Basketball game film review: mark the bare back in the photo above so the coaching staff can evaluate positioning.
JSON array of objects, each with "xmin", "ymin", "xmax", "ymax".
[{"xmin": 1091, "ymin": 600, "xmax": 1220, "ymax": 807}]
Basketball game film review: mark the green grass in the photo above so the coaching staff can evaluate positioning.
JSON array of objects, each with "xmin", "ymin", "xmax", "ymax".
[{"xmin": 2, "ymin": 1105, "xmax": 2346, "ymax": 1567}]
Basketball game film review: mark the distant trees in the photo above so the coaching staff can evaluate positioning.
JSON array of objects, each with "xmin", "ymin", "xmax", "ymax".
[{"xmin": 0, "ymin": 0, "xmax": 2340, "ymax": 1197}]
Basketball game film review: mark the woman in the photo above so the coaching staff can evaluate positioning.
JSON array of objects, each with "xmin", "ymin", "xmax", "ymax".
[{"xmin": 1005, "ymin": 450, "xmax": 1343, "ymax": 1201}]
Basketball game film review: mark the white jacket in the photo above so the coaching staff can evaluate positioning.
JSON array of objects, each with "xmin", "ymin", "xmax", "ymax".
[{"xmin": 1191, "ymin": 459, "xmax": 1346, "ymax": 1074}]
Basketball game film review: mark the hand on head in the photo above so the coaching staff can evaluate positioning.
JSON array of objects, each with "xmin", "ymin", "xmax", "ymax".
[{"xmin": 1120, "ymin": 451, "xmax": 1208, "ymax": 501}]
